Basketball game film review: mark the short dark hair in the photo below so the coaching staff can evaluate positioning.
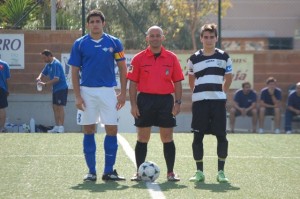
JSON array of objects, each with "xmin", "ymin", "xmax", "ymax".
[
  {"xmin": 242, "ymin": 81, "xmax": 251, "ymax": 88},
  {"xmin": 41, "ymin": 49, "xmax": 52, "ymax": 57},
  {"xmin": 200, "ymin": 23, "xmax": 218, "ymax": 37},
  {"xmin": 266, "ymin": 77, "xmax": 276, "ymax": 84},
  {"xmin": 87, "ymin": 9, "xmax": 105, "ymax": 23}
]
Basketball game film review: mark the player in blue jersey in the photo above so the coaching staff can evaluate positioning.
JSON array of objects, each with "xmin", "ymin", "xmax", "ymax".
[
  {"xmin": 229, "ymin": 81, "xmax": 257, "ymax": 133},
  {"xmin": 68, "ymin": 9, "xmax": 127, "ymax": 182},
  {"xmin": 36, "ymin": 49, "xmax": 68, "ymax": 133},
  {"xmin": 0, "ymin": 59, "xmax": 10, "ymax": 133},
  {"xmin": 187, "ymin": 23, "xmax": 233, "ymax": 183}
]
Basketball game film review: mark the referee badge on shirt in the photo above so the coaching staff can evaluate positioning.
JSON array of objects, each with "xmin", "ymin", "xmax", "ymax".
[
  {"xmin": 165, "ymin": 69, "xmax": 169, "ymax": 75},
  {"xmin": 128, "ymin": 65, "xmax": 134, "ymax": 73}
]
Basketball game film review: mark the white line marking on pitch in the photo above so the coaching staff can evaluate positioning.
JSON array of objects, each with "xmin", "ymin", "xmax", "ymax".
[{"xmin": 117, "ymin": 134, "xmax": 166, "ymax": 199}]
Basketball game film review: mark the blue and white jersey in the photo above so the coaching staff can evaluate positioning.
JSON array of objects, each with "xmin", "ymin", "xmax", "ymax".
[
  {"xmin": 68, "ymin": 33, "xmax": 126, "ymax": 87},
  {"xmin": 42, "ymin": 58, "xmax": 68, "ymax": 93},
  {"xmin": 187, "ymin": 48, "xmax": 232, "ymax": 101},
  {"xmin": 0, "ymin": 59, "xmax": 10, "ymax": 92}
]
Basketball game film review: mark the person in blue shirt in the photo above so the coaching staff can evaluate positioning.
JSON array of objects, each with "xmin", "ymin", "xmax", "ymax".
[
  {"xmin": 36, "ymin": 49, "xmax": 68, "ymax": 133},
  {"xmin": 68, "ymin": 9, "xmax": 127, "ymax": 182},
  {"xmin": 229, "ymin": 81, "xmax": 257, "ymax": 133},
  {"xmin": 0, "ymin": 59, "xmax": 10, "ymax": 133},
  {"xmin": 258, "ymin": 77, "xmax": 282, "ymax": 134},
  {"xmin": 284, "ymin": 82, "xmax": 300, "ymax": 134}
]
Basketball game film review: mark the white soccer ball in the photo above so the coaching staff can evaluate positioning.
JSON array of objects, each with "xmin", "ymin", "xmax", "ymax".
[{"xmin": 138, "ymin": 161, "xmax": 160, "ymax": 182}]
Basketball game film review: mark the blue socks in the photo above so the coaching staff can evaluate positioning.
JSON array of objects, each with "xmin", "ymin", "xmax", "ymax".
[
  {"xmin": 83, "ymin": 134, "xmax": 96, "ymax": 175},
  {"xmin": 104, "ymin": 135, "xmax": 118, "ymax": 174},
  {"xmin": 83, "ymin": 134, "xmax": 118, "ymax": 175}
]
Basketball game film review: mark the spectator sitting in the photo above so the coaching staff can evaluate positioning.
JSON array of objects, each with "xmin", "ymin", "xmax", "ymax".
[
  {"xmin": 284, "ymin": 82, "xmax": 300, "ymax": 134},
  {"xmin": 229, "ymin": 81, "xmax": 257, "ymax": 133},
  {"xmin": 258, "ymin": 77, "xmax": 282, "ymax": 134}
]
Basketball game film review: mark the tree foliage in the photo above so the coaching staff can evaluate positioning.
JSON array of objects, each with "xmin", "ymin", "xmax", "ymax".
[
  {"xmin": 0, "ymin": 0, "xmax": 232, "ymax": 50},
  {"xmin": 0, "ymin": 0, "xmax": 36, "ymax": 28},
  {"xmin": 160, "ymin": 0, "xmax": 232, "ymax": 50}
]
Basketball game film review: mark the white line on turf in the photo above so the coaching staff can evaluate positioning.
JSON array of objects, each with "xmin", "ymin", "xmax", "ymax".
[{"xmin": 117, "ymin": 134, "xmax": 166, "ymax": 199}]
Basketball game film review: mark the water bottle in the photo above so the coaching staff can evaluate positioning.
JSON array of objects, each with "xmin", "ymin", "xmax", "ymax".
[
  {"xmin": 37, "ymin": 81, "xmax": 42, "ymax": 91},
  {"xmin": 30, "ymin": 118, "xmax": 35, "ymax": 133}
]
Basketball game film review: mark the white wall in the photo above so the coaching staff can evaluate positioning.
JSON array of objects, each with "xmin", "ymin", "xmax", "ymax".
[
  {"xmin": 7, "ymin": 94, "xmax": 284, "ymax": 133},
  {"xmin": 7, "ymin": 93, "xmax": 80, "ymax": 132}
]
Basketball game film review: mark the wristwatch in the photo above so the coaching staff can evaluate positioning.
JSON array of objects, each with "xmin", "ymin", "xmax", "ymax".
[{"xmin": 175, "ymin": 99, "xmax": 182, "ymax": 105}]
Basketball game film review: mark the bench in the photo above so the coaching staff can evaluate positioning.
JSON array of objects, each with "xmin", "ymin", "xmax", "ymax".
[
  {"xmin": 292, "ymin": 115, "xmax": 300, "ymax": 132},
  {"xmin": 270, "ymin": 114, "xmax": 300, "ymax": 133}
]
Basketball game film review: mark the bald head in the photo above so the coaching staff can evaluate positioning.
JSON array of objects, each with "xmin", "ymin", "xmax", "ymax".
[{"xmin": 146, "ymin": 26, "xmax": 164, "ymax": 36}]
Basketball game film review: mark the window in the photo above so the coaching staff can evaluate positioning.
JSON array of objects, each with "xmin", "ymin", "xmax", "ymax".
[{"xmin": 268, "ymin": 38, "xmax": 293, "ymax": 50}]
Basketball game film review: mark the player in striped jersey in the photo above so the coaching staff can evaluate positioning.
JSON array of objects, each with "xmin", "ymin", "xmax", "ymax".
[
  {"xmin": 68, "ymin": 10, "xmax": 127, "ymax": 182},
  {"xmin": 187, "ymin": 23, "xmax": 233, "ymax": 183}
]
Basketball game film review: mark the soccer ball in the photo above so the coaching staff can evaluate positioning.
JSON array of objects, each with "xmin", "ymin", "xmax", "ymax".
[{"xmin": 138, "ymin": 161, "xmax": 160, "ymax": 182}]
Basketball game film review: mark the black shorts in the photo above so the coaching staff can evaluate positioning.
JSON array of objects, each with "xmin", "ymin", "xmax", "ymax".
[
  {"xmin": 0, "ymin": 88, "xmax": 8, "ymax": 109},
  {"xmin": 52, "ymin": 88, "xmax": 68, "ymax": 106},
  {"xmin": 192, "ymin": 100, "xmax": 227, "ymax": 136},
  {"xmin": 135, "ymin": 93, "xmax": 176, "ymax": 128}
]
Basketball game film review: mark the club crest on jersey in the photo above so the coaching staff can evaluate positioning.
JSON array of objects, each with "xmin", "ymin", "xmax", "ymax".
[
  {"xmin": 102, "ymin": 47, "xmax": 108, "ymax": 52},
  {"xmin": 0, "ymin": 64, "xmax": 3, "ymax": 70},
  {"xmin": 217, "ymin": 60, "xmax": 223, "ymax": 67},
  {"xmin": 102, "ymin": 47, "xmax": 114, "ymax": 53}
]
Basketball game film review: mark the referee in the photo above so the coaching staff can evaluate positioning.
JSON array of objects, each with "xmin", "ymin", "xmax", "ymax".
[{"xmin": 127, "ymin": 26, "xmax": 184, "ymax": 182}]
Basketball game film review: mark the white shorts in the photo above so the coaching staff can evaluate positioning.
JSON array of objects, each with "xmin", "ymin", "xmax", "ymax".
[{"xmin": 77, "ymin": 86, "xmax": 118, "ymax": 126}]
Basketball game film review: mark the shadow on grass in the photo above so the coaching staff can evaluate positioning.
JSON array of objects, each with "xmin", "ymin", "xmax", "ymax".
[
  {"xmin": 159, "ymin": 181, "xmax": 188, "ymax": 191},
  {"xmin": 130, "ymin": 181, "xmax": 187, "ymax": 191},
  {"xmin": 70, "ymin": 181, "xmax": 129, "ymax": 193},
  {"xmin": 130, "ymin": 182, "xmax": 148, "ymax": 189},
  {"xmin": 194, "ymin": 182, "xmax": 240, "ymax": 192}
]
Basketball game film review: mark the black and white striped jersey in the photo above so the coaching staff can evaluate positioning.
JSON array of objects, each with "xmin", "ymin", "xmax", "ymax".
[{"xmin": 187, "ymin": 48, "xmax": 233, "ymax": 102}]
